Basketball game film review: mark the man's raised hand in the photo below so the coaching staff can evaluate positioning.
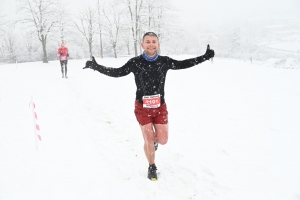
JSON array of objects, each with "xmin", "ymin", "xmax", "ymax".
[
  {"xmin": 204, "ymin": 44, "xmax": 215, "ymax": 60},
  {"xmin": 83, "ymin": 56, "xmax": 97, "ymax": 69}
]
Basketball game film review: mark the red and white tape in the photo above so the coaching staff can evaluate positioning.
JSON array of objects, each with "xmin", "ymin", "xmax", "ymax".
[{"xmin": 29, "ymin": 101, "xmax": 42, "ymax": 142}]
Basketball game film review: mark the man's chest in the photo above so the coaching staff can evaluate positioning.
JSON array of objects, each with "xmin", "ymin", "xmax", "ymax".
[{"xmin": 133, "ymin": 63, "xmax": 167, "ymax": 78}]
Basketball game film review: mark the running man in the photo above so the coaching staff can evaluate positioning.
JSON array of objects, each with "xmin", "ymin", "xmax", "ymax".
[
  {"xmin": 58, "ymin": 42, "xmax": 69, "ymax": 78},
  {"xmin": 83, "ymin": 32, "xmax": 215, "ymax": 181}
]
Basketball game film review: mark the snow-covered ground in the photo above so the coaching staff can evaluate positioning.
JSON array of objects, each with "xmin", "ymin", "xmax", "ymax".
[
  {"xmin": 266, "ymin": 41, "xmax": 300, "ymax": 54},
  {"xmin": 0, "ymin": 56, "xmax": 299, "ymax": 200},
  {"xmin": 264, "ymin": 57, "xmax": 300, "ymax": 69}
]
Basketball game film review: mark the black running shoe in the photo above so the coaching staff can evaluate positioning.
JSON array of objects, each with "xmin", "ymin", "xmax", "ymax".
[
  {"xmin": 154, "ymin": 142, "xmax": 158, "ymax": 151},
  {"xmin": 148, "ymin": 164, "xmax": 157, "ymax": 181}
]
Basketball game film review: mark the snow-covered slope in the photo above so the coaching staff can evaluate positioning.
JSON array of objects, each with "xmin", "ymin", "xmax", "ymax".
[{"xmin": 0, "ymin": 56, "xmax": 299, "ymax": 200}]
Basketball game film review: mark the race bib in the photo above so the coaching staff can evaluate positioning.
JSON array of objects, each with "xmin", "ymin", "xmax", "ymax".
[{"xmin": 142, "ymin": 94, "xmax": 161, "ymax": 108}]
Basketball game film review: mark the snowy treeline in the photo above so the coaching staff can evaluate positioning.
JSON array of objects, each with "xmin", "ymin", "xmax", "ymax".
[
  {"xmin": 0, "ymin": 0, "xmax": 300, "ymax": 63},
  {"xmin": 0, "ymin": 0, "xmax": 178, "ymax": 63}
]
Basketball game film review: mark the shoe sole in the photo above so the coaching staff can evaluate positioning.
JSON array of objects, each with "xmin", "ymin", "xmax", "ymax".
[{"xmin": 154, "ymin": 142, "xmax": 158, "ymax": 151}]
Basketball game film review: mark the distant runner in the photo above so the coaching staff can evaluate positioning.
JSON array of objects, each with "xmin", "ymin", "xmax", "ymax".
[
  {"xmin": 57, "ymin": 42, "xmax": 69, "ymax": 78},
  {"xmin": 84, "ymin": 32, "xmax": 215, "ymax": 181}
]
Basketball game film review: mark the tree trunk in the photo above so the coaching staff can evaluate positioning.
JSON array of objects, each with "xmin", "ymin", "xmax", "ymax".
[
  {"xmin": 89, "ymin": 41, "xmax": 93, "ymax": 60},
  {"xmin": 97, "ymin": 0, "xmax": 103, "ymax": 59},
  {"xmin": 41, "ymin": 35, "xmax": 48, "ymax": 63},
  {"xmin": 135, "ymin": 0, "xmax": 138, "ymax": 56},
  {"xmin": 99, "ymin": 30, "xmax": 103, "ymax": 58},
  {"xmin": 113, "ymin": 43, "xmax": 117, "ymax": 58},
  {"xmin": 126, "ymin": 41, "xmax": 131, "ymax": 55},
  {"xmin": 132, "ymin": 27, "xmax": 137, "ymax": 56}
]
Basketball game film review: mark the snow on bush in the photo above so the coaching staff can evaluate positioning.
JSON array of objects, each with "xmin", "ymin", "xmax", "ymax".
[{"xmin": 264, "ymin": 57, "xmax": 300, "ymax": 69}]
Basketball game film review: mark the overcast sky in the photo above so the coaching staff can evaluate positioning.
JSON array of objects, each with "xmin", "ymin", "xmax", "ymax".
[
  {"xmin": 1, "ymin": 0, "xmax": 300, "ymax": 31},
  {"xmin": 173, "ymin": 0, "xmax": 300, "ymax": 30}
]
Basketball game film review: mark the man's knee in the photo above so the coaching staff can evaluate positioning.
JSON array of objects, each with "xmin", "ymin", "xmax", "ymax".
[
  {"xmin": 158, "ymin": 139, "xmax": 168, "ymax": 145},
  {"xmin": 157, "ymin": 135, "xmax": 168, "ymax": 145},
  {"xmin": 154, "ymin": 123, "xmax": 168, "ymax": 144}
]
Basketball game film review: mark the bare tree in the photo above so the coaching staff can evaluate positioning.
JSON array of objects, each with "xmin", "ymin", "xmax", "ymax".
[
  {"xmin": 144, "ymin": 0, "xmax": 155, "ymax": 30},
  {"xmin": 5, "ymin": 24, "xmax": 18, "ymax": 62},
  {"xmin": 22, "ymin": 29, "xmax": 41, "ymax": 62},
  {"xmin": 0, "ymin": 12, "xmax": 7, "ymax": 34},
  {"xmin": 0, "ymin": 11, "xmax": 20, "ymax": 63},
  {"xmin": 120, "ymin": 0, "xmax": 176, "ymax": 56},
  {"xmin": 57, "ymin": 2, "xmax": 73, "ymax": 44},
  {"xmin": 102, "ymin": 0, "xmax": 127, "ymax": 58},
  {"xmin": 97, "ymin": 0, "xmax": 104, "ymax": 59},
  {"xmin": 75, "ymin": 5, "xmax": 97, "ymax": 60},
  {"xmin": 122, "ymin": 0, "xmax": 144, "ymax": 56},
  {"xmin": 0, "ymin": 12, "xmax": 6, "ymax": 62},
  {"xmin": 0, "ymin": 23, "xmax": 18, "ymax": 63},
  {"xmin": 142, "ymin": 0, "xmax": 175, "ymax": 44},
  {"xmin": 141, "ymin": 0, "xmax": 178, "ymax": 53},
  {"xmin": 124, "ymin": 28, "xmax": 132, "ymax": 55},
  {"xmin": 17, "ymin": 0, "xmax": 59, "ymax": 63}
]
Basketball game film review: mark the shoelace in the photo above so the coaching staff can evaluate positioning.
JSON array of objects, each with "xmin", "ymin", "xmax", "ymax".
[{"xmin": 149, "ymin": 165, "xmax": 157, "ymax": 172}]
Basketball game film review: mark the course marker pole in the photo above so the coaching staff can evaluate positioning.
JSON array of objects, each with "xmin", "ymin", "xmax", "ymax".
[{"xmin": 29, "ymin": 96, "xmax": 41, "ymax": 150}]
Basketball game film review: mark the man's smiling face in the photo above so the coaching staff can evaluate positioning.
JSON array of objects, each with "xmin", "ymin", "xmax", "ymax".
[{"xmin": 141, "ymin": 35, "xmax": 160, "ymax": 57}]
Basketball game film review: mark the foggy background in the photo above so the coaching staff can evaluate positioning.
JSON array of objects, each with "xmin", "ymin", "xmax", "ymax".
[{"xmin": 0, "ymin": 0, "xmax": 300, "ymax": 63}]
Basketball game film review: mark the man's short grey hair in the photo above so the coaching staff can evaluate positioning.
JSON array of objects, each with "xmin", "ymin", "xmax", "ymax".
[{"xmin": 143, "ymin": 32, "xmax": 159, "ymax": 41}]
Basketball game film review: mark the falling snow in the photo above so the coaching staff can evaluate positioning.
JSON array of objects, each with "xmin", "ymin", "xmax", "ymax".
[{"xmin": 0, "ymin": 56, "xmax": 300, "ymax": 200}]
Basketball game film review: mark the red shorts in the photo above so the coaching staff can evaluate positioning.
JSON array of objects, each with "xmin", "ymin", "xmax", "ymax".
[{"xmin": 134, "ymin": 101, "xmax": 168, "ymax": 126}]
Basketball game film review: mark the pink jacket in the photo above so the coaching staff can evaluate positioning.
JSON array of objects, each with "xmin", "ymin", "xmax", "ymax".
[{"xmin": 58, "ymin": 47, "xmax": 69, "ymax": 61}]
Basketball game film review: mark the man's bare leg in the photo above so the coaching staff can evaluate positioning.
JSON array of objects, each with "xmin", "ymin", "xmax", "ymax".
[
  {"xmin": 140, "ymin": 123, "xmax": 156, "ymax": 164},
  {"xmin": 154, "ymin": 123, "xmax": 169, "ymax": 145},
  {"xmin": 140, "ymin": 123, "xmax": 169, "ymax": 164}
]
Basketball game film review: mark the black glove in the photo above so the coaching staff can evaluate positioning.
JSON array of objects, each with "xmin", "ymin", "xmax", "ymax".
[
  {"xmin": 203, "ymin": 44, "xmax": 215, "ymax": 60},
  {"xmin": 67, "ymin": 53, "xmax": 69, "ymax": 57},
  {"xmin": 83, "ymin": 56, "xmax": 97, "ymax": 70},
  {"xmin": 60, "ymin": 53, "xmax": 63, "ymax": 56}
]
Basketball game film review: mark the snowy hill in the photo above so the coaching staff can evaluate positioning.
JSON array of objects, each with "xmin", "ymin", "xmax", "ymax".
[{"xmin": 0, "ymin": 56, "xmax": 300, "ymax": 200}]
